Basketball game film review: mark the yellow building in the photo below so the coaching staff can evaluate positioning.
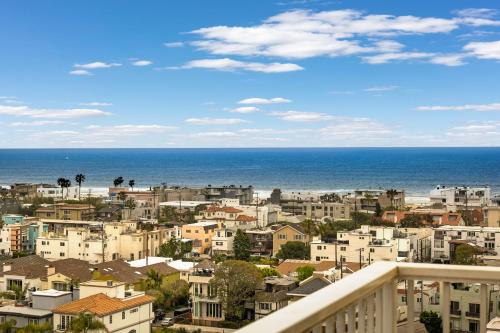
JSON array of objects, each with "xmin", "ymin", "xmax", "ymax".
[
  {"xmin": 485, "ymin": 206, "xmax": 500, "ymax": 227},
  {"xmin": 35, "ymin": 203, "xmax": 95, "ymax": 221},
  {"xmin": 272, "ymin": 225, "xmax": 310, "ymax": 256},
  {"xmin": 181, "ymin": 221, "xmax": 219, "ymax": 255}
]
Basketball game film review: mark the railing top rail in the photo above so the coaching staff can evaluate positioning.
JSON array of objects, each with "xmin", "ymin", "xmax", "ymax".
[
  {"xmin": 397, "ymin": 263, "xmax": 500, "ymax": 284},
  {"xmin": 237, "ymin": 261, "xmax": 398, "ymax": 333}
]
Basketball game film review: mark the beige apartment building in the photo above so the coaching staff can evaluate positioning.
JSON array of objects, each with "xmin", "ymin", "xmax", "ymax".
[
  {"xmin": 181, "ymin": 221, "xmax": 219, "ymax": 255},
  {"xmin": 484, "ymin": 206, "xmax": 500, "ymax": 227},
  {"xmin": 301, "ymin": 202, "xmax": 351, "ymax": 220},
  {"xmin": 35, "ymin": 203, "xmax": 95, "ymax": 221},
  {"xmin": 36, "ymin": 221, "xmax": 170, "ymax": 263}
]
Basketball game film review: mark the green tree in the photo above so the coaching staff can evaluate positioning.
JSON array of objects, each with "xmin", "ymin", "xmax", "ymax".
[
  {"xmin": 453, "ymin": 244, "xmax": 480, "ymax": 265},
  {"xmin": 259, "ymin": 267, "xmax": 281, "ymax": 278},
  {"xmin": 400, "ymin": 214, "xmax": 423, "ymax": 228},
  {"xmin": 57, "ymin": 177, "xmax": 71, "ymax": 199},
  {"xmin": 296, "ymin": 265, "xmax": 315, "ymax": 281},
  {"xmin": 117, "ymin": 192, "xmax": 127, "ymax": 202},
  {"xmin": 386, "ymin": 189, "xmax": 399, "ymax": 208},
  {"xmin": 128, "ymin": 179, "xmax": 135, "ymax": 191},
  {"xmin": 375, "ymin": 202, "xmax": 382, "ymax": 217},
  {"xmin": 210, "ymin": 260, "xmax": 263, "ymax": 322},
  {"xmin": 75, "ymin": 173, "xmax": 86, "ymax": 200},
  {"xmin": 233, "ymin": 229, "xmax": 251, "ymax": 261},
  {"xmin": 276, "ymin": 241, "xmax": 310, "ymax": 260},
  {"xmin": 146, "ymin": 269, "xmax": 163, "ymax": 289},
  {"xmin": 0, "ymin": 319, "xmax": 16, "ymax": 333},
  {"xmin": 160, "ymin": 237, "xmax": 180, "ymax": 258},
  {"xmin": 124, "ymin": 197, "xmax": 136, "ymax": 217},
  {"xmin": 351, "ymin": 211, "xmax": 372, "ymax": 227},
  {"xmin": 68, "ymin": 313, "xmax": 109, "ymax": 333},
  {"xmin": 113, "ymin": 176, "xmax": 124, "ymax": 187},
  {"xmin": 419, "ymin": 311, "xmax": 442, "ymax": 333},
  {"xmin": 17, "ymin": 321, "xmax": 52, "ymax": 333},
  {"xmin": 301, "ymin": 219, "xmax": 317, "ymax": 237}
]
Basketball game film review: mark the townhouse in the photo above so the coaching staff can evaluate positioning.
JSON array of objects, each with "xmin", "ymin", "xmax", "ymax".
[
  {"xmin": 211, "ymin": 228, "xmax": 235, "ymax": 255},
  {"xmin": 272, "ymin": 224, "xmax": 310, "ymax": 256},
  {"xmin": 430, "ymin": 185, "xmax": 491, "ymax": 212}
]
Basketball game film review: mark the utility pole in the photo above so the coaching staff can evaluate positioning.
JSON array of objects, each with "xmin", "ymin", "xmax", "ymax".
[
  {"xmin": 101, "ymin": 222, "xmax": 105, "ymax": 263},
  {"xmin": 335, "ymin": 242, "xmax": 338, "ymax": 267},
  {"xmin": 359, "ymin": 248, "xmax": 362, "ymax": 270},
  {"xmin": 256, "ymin": 193, "xmax": 259, "ymax": 228}
]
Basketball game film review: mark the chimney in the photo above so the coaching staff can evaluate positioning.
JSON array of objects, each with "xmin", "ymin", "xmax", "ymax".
[{"xmin": 45, "ymin": 265, "xmax": 56, "ymax": 276}]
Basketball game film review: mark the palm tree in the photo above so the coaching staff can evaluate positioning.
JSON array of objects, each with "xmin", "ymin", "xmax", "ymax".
[
  {"xmin": 75, "ymin": 174, "xmax": 86, "ymax": 200},
  {"xmin": 146, "ymin": 269, "xmax": 163, "ymax": 289},
  {"xmin": 113, "ymin": 176, "xmax": 124, "ymax": 187},
  {"xmin": 57, "ymin": 177, "xmax": 66, "ymax": 199},
  {"xmin": 117, "ymin": 192, "xmax": 127, "ymax": 203},
  {"xmin": 68, "ymin": 313, "xmax": 109, "ymax": 333},
  {"xmin": 125, "ymin": 197, "xmax": 136, "ymax": 216},
  {"xmin": 301, "ymin": 219, "xmax": 317, "ymax": 238},
  {"xmin": 386, "ymin": 189, "xmax": 399, "ymax": 209},
  {"xmin": 128, "ymin": 179, "xmax": 135, "ymax": 191}
]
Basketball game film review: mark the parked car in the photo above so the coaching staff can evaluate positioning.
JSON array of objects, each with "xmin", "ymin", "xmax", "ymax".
[{"xmin": 161, "ymin": 318, "xmax": 174, "ymax": 326}]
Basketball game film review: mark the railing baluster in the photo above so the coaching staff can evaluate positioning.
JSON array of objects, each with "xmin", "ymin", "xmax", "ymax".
[
  {"xmin": 441, "ymin": 282, "xmax": 450, "ymax": 333},
  {"xmin": 336, "ymin": 310, "xmax": 346, "ymax": 333},
  {"xmin": 357, "ymin": 298, "xmax": 366, "ymax": 333},
  {"xmin": 480, "ymin": 283, "xmax": 487, "ymax": 333},
  {"xmin": 312, "ymin": 323, "xmax": 322, "ymax": 333},
  {"xmin": 375, "ymin": 289, "xmax": 382, "ymax": 333},
  {"xmin": 367, "ymin": 294, "xmax": 375, "ymax": 333},
  {"xmin": 382, "ymin": 281, "xmax": 396, "ymax": 333},
  {"xmin": 347, "ymin": 304, "xmax": 356, "ymax": 333},
  {"xmin": 324, "ymin": 315, "xmax": 335, "ymax": 333},
  {"xmin": 407, "ymin": 279, "xmax": 415, "ymax": 333}
]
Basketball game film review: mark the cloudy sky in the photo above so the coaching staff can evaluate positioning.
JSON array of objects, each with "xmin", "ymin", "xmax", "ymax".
[{"xmin": 1, "ymin": 0, "xmax": 500, "ymax": 148}]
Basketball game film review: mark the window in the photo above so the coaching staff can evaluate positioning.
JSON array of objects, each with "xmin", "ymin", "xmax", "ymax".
[
  {"xmin": 370, "ymin": 248, "xmax": 375, "ymax": 253},
  {"xmin": 278, "ymin": 234, "xmax": 287, "ymax": 240},
  {"xmin": 469, "ymin": 321, "xmax": 479, "ymax": 333},
  {"xmin": 60, "ymin": 242, "xmax": 65, "ymax": 246},
  {"xmin": 109, "ymin": 315, "xmax": 112, "ymax": 324},
  {"xmin": 122, "ymin": 311, "xmax": 125, "ymax": 319},
  {"xmin": 130, "ymin": 308, "xmax": 139, "ymax": 313},
  {"xmin": 340, "ymin": 247, "xmax": 346, "ymax": 251},
  {"xmin": 294, "ymin": 235, "xmax": 303, "ymax": 240},
  {"xmin": 60, "ymin": 252, "xmax": 65, "ymax": 257},
  {"xmin": 259, "ymin": 302, "xmax": 271, "ymax": 310},
  {"xmin": 317, "ymin": 246, "xmax": 322, "ymax": 250},
  {"xmin": 28, "ymin": 318, "xmax": 39, "ymax": 325}
]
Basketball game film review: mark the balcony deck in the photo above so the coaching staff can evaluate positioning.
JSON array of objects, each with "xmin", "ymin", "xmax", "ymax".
[{"xmin": 237, "ymin": 261, "xmax": 500, "ymax": 333}]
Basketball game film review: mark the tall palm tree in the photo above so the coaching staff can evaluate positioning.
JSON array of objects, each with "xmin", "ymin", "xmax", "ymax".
[
  {"xmin": 386, "ymin": 189, "xmax": 399, "ymax": 209},
  {"xmin": 63, "ymin": 179, "xmax": 72, "ymax": 199},
  {"xmin": 113, "ymin": 176, "xmax": 124, "ymax": 187},
  {"xmin": 117, "ymin": 192, "xmax": 127, "ymax": 203},
  {"xmin": 57, "ymin": 177, "xmax": 66, "ymax": 199},
  {"xmin": 69, "ymin": 313, "xmax": 109, "ymax": 333},
  {"xmin": 75, "ymin": 174, "xmax": 86, "ymax": 200},
  {"xmin": 128, "ymin": 179, "xmax": 135, "ymax": 191},
  {"xmin": 125, "ymin": 197, "xmax": 136, "ymax": 217}
]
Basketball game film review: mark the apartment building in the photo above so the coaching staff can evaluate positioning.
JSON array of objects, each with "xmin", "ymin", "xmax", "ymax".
[
  {"xmin": 0, "ymin": 215, "xmax": 39, "ymax": 254},
  {"xmin": 35, "ymin": 184, "xmax": 80, "ymax": 199},
  {"xmin": 484, "ymin": 206, "xmax": 500, "ymax": 227},
  {"xmin": 430, "ymin": 185, "xmax": 491, "ymax": 212},
  {"xmin": 36, "ymin": 221, "xmax": 170, "ymax": 263},
  {"xmin": 343, "ymin": 189, "xmax": 405, "ymax": 211},
  {"xmin": 35, "ymin": 203, "xmax": 95, "ymax": 221},
  {"xmin": 246, "ymin": 229, "xmax": 273, "ymax": 256},
  {"xmin": 181, "ymin": 221, "xmax": 219, "ymax": 255},
  {"xmin": 301, "ymin": 201, "xmax": 351, "ymax": 220},
  {"xmin": 188, "ymin": 260, "xmax": 224, "ymax": 326},
  {"xmin": 272, "ymin": 225, "xmax": 310, "ymax": 256},
  {"xmin": 382, "ymin": 209, "xmax": 464, "ymax": 226},
  {"xmin": 211, "ymin": 228, "xmax": 235, "ymax": 255},
  {"xmin": 431, "ymin": 225, "xmax": 500, "ymax": 263}
]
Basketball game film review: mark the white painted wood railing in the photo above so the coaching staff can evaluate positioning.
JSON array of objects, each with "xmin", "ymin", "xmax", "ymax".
[{"xmin": 237, "ymin": 261, "xmax": 500, "ymax": 333}]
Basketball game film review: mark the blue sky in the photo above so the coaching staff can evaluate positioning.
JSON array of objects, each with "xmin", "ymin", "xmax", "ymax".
[{"xmin": 1, "ymin": 0, "xmax": 500, "ymax": 148}]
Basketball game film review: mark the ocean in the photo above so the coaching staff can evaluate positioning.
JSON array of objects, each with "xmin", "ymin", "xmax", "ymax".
[{"xmin": 0, "ymin": 148, "xmax": 499, "ymax": 197}]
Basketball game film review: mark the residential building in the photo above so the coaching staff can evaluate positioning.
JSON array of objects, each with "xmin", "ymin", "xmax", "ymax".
[
  {"xmin": 35, "ymin": 203, "xmax": 95, "ymax": 221},
  {"xmin": 181, "ymin": 221, "xmax": 218, "ymax": 255},
  {"xmin": 485, "ymin": 206, "xmax": 500, "ymax": 228},
  {"xmin": 36, "ymin": 184, "xmax": 80, "ymax": 200},
  {"xmin": 276, "ymin": 260, "xmax": 337, "ymax": 279},
  {"xmin": 158, "ymin": 185, "xmax": 254, "ymax": 205},
  {"xmin": 96, "ymin": 205, "xmax": 122, "ymax": 221},
  {"xmin": 254, "ymin": 276, "xmax": 298, "ymax": 319},
  {"xmin": 246, "ymin": 229, "xmax": 274, "ymax": 256},
  {"xmin": 430, "ymin": 185, "xmax": 491, "ymax": 212},
  {"xmin": 431, "ymin": 225, "xmax": 500, "ymax": 263},
  {"xmin": 212, "ymin": 228, "xmax": 235, "ymax": 255},
  {"xmin": 343, "ymin": 189, "xmax": 405, "ymax": 211},
  {"xmin": 301, "ymin": 201, "xmax": 351, "ymax": 220},
  {"xmin": 382, "ymin": 209, "xmax": 464, "ymax": 226},
  {"xmin": 188, "ymin": 260, "xmax": 224, "ymax": 326},
  {"xmin": 0, "ymin": 306, "xmax": 52, "ymax": 329},
  {"xmin": 0, "ymin": 255, "xmax": 52, "ymax": 295},
  {"xmin": 52, "ymin": 292, "xmax": 154, "ymax": 332},
  {"xmin": 272, "ymin": 225, "xmax": 310, "ymax": 256},
  {"xmin": 287, "ymin": 275, "xmax": 333, "ymax": 303}
]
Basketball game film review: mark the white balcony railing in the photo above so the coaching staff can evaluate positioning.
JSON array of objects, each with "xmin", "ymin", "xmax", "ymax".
[{"xmin": 237, "ymin": 261, "xmax": 500, "ymax": 333}]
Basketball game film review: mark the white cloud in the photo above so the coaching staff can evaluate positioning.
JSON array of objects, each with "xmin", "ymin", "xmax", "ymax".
[
  {"xmin": 228, "ymin": 106, "xmax": 261, "ymax": 114},
  {"xmin": 454, "ymin": 8, "xmax": 498, "ymax": 19},
  {"xmin": 74, "ymin": 62, "xmax": 121, "ymax": 69},
  {"xmin": 416, "ymin": 103, "xmax": 500, "ymax": 112},
  {"xmin": 319, "ymin": 118, "xmax": 392, "ymax": 139},
  {"xmin": 362, "ymin": 52, "xmax": 435, "ymax": 64},
  {"xmin": 429, "ymin": 54, "xmax": 467, "ymax": 66},
  {"xmin": 69, "ymin": 70, "xmax": 93, "ymax": 76},
  {"xmin": 132, "ymin": 60, "xmax": 153, "ymax": 66},
  {"xmin": 238, "ymin": 97, "xmax": 291, "ymax": 104},
  {"xmin": 185, "ymin": 117, "xmax": 249, "ymax": 125},
  {"xmin": 464, "ymin": 40, "xmax": 500, "ymax": 60},
  {"xmin": 363, "ymin": 85, "xmax": 398, "ymax": 92},
  {"xmin": 164, "ymin": 42, "xmax": 185, "ymax": 48},
  {"xmin": 9, "ymin": 120, "xmax": 66, "ymax": 127},
  {"xmin": 86, "ymin": 124, "xmax": 177, "ymax": 136},
  {"xmin": 80, "ymin": 102, "xmax": 113, "ymax": 106},
  {"xmin": 269, "ymin": 110, "xmax": 334, "ymax": 122},
  {"xmin": 0, "ymin": 105, "xmax": 112, "ymax": 119},
  {"xmin": 180, "ymin": 58, "xmax": 303, "ymax": 73},
  {"xmin": 192, "ymin": 131, "xmax": 239, "ymax": 138}
]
